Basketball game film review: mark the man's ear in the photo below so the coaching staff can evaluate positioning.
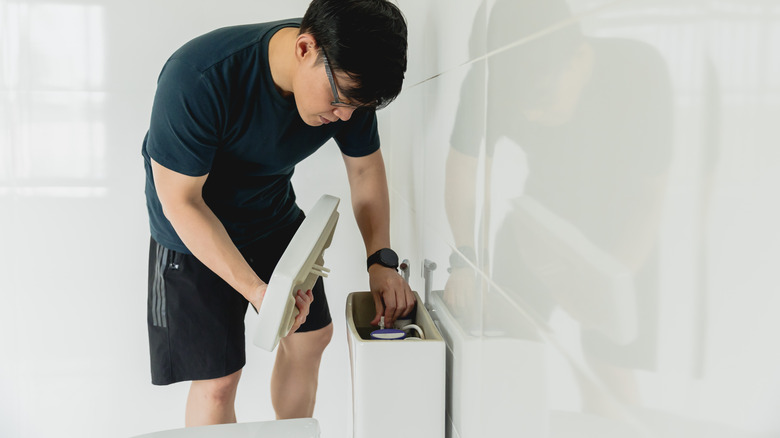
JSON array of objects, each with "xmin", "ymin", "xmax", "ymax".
[{"xmin": 295, "ymin": 33, "xmax": 319, "ymax": 64}]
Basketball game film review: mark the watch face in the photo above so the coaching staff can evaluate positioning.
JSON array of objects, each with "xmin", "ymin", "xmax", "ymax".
[{"xmin": 379, "ymin": 249, "xmax": 398, "ymax": 266}]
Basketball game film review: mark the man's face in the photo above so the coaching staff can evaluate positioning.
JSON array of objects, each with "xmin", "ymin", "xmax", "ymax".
[{"xmin": 292, "ymin": 51, "xmax": 359, "ymax": 127}]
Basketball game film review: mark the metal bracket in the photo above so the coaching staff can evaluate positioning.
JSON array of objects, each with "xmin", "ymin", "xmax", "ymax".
[
  {"xmin": 400, "ymin": 259, "xmax": 410, "ymax": 283},
  {"xmin": 423, "ymin": 259, "xmax": 437, "ymax": 306}
]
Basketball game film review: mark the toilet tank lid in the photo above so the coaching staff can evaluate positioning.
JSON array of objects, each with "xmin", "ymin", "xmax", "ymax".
[{"xmin": 252, "ymin": 195, "xmax": 340, "ymax": 351}]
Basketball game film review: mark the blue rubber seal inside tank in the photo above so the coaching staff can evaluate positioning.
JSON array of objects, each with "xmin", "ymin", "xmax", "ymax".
[{"xmin": 370, "ymin": 329, "xmax": 406, "ymax": 340}]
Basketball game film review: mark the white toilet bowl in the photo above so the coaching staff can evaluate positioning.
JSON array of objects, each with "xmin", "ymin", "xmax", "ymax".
[{"xmin": 131, "ymin": 418, "xmax": 320, "ymax": 438}]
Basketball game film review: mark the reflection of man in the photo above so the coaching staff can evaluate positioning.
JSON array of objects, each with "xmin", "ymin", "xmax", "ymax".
[
  {"xmin": 141, "ymin": 0, "xmax": 413, "ymax": 426},
  {"xmin": 446, "ymin": 0, "xmax": 672, "ymax": 411}
]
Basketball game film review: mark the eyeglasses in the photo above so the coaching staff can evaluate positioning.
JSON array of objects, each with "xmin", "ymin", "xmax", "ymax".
[{"xmin": 322, "ymin": 51, "xmax": 359, "ymax": 109}]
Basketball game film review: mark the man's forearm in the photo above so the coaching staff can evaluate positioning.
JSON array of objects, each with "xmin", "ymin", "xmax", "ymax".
[
  {"xmin": 345, "ymin": 152, "xmax": 392, "ymax": 256},
  {"xmin": 163, "ymin": 199, "xmax": 264, "ymax": 299},
  {"xmin": 352, "ymin": 180, "xmax": 391, "ymax": 256}
]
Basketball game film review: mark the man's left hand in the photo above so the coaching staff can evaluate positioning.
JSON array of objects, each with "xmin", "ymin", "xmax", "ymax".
[{"xmin": 368, "ymin": 265, "xmax": 415, "ymax": 328}]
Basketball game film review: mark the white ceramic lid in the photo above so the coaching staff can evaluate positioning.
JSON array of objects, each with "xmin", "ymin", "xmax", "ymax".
[
  {"xmin": 131, "ymin": 418, "xmax": 321, "ymax": 437},
  {"xmin": 253, "ymin": 195, "xmax": 340, "ymax": 351}
]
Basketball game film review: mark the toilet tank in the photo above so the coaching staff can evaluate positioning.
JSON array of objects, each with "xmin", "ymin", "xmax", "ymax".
[{"xmin": 345, "ymin": 291, "xmax": 445, "ymax": 438}]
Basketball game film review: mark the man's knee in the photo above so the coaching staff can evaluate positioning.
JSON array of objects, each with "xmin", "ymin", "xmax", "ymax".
[
  {"xmin": 312, "ymin": 323, "xmax": 334, "ymax": 351},
  {"xmin": 282, "ymin": 323, "xmax": 333, "ymax": 358},
  {"xmin": 192, "ymin": 369, "xmax": 242, "ymax": 405}
]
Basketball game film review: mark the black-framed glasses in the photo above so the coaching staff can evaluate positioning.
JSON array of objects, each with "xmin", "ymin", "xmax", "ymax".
[{"xmin": 322, "ymin": 52, "xmax": 359, "ymax": 109}]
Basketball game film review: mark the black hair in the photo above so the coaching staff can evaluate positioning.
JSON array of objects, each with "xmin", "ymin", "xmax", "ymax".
[{"xmin": 300, "ymin": 0, "xmax": 408, "ymax": 109}]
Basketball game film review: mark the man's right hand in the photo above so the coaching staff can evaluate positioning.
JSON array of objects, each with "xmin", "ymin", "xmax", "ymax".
[
  {"xmin": 286, "ymin": 289, "xmax": 314, "ymax": 336},
  {"xmin": 249, "ymin": 284, "xmax": 313, "ymax": 336}
]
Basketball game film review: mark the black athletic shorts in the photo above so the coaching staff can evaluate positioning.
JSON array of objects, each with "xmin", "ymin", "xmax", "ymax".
[{"xmin": 147, "ymin": 213, "xmax": 332, "ymax": 385}]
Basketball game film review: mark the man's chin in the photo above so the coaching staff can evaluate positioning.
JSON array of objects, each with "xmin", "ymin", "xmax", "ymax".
[{"xmin": 300, "ymin": 115, "xmax": 320, "ymax": 127}]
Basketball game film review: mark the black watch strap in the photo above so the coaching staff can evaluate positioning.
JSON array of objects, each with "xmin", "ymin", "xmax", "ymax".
[{"xmin": 367, "ymin": 248, "xmax": 399, "ymax": 271}]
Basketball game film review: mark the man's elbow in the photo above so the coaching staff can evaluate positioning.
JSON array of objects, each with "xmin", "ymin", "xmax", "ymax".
[{"xmin": 158, "ymin": 195, "xmax": 203, "ymax": 224}]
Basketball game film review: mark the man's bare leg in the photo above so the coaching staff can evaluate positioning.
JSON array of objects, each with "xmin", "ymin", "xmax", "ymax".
[
  {"xmin": 185, "ymin": 368, "xmax": 242, "ymax": 426},
  {"xmin": 271, "ymin": 323, "xmax": 333, "ymax": 418}
]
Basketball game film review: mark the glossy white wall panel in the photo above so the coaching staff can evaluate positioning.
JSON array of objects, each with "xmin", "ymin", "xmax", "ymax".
[
  {"xmin": 395, "ymin": 0, "xmax": 780, "ymax": 437},
  {"xmin": 422, "ymin": 61, "xmax": 488, "ymax": 283},
  {"xmin": 395, "ymin": 0, "xmax": 621, "ymax": 88},
  {"xmin": 377, "ymin": 83, "xmax": 426, "ymax": 216},
  {"xmin": 380, "ymin": 57, "xmax": 487, "ymax": 293},
  {"xmin": 375, "ymin": 85, "xmax": 427, "ymax": 289},
  {"xmin": 387, "ymin": 190, "xmax": 425, "ymax": 293},
  {"xmin": 480, "ymin": 0, "xmax": 628, "ymax": 76},
  {"xmin": 574, "ymin": 2, "xmax": 780, "ymax": 434},
  {"xmin": 482, "ymin": 0, "xmax": 671, "ymax": 365},
  {"xmin": 381, "ymin": 0, "xmax": 780, "ymax": 437},
  {"xmin": 394, "ymin": 0, "xmax": 486, "ymax": 87}
]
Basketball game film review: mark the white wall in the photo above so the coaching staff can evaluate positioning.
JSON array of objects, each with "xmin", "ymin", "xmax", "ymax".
[
  {"xmin": 381, "ymin": 0, "xmax": 780, "ymax": 437},
  {"xmin": 3, "ymin": 0, "xmax": 779, "ymax": 437}
]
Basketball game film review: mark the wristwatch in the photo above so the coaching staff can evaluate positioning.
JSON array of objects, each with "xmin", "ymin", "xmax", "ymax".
[{"xmin": 367, "ymin": 248, "xmax": 399, "ymax": 271}]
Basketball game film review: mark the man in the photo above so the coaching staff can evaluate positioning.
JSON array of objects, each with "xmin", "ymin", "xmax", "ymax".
[{"xmin": 141, "ymin": 0, "xmax": 413, "ymax": 426}]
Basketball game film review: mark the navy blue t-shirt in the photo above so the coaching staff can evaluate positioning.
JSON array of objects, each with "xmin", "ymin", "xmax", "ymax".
[{"xmin": 142, "ymin": 19, "xmax": 380, "ymax": 254}]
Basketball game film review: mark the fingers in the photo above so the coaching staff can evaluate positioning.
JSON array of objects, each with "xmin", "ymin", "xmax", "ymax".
[
  {"xmin": 382, "ymin": 284, "xmax": 406, "ymax": 327},
  {"xmin": 382, "ymin": 281, "xmax": 417, "ymax": 328},
  {"xmin": 297, "ymin": 289, "xmax": 313, "ymax": 320},
  {"xmin": 370, "ymin": 291, "xmax": 385, "ymax": 326},
  {"xmin": 382, "ymin": 291, "xmax": 398, "ymax": 327},
  {"xmin": 369, "ymin": 268, "xmax": 419, "ymax": 327},
  {"xmin": 288, "ymin": 289, "xmax": 313, "ymax": 335}
]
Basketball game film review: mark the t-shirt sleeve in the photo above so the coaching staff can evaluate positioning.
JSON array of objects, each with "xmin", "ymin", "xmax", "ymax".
[
  {"xmin": 146, "ymin": 59, "xmax": 221, "ymax": 176},
  {"xmin": 333, "ymin": 109, "xmax": 380, "ymax": 157}
]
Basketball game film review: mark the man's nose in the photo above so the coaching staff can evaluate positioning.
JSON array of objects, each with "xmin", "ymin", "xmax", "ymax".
[{"xmin": 334, "ymin": 106, "xmax": 355, "ymax": 122}]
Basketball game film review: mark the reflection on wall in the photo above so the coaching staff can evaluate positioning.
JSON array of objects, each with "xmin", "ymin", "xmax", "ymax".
[
  {"xmin": 388, "ymin": 0, "xmax": 780, "ymax": 437},
  {"xmin": 444, "ymin": 0, "xmax": 672, "ymax": 434}
]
